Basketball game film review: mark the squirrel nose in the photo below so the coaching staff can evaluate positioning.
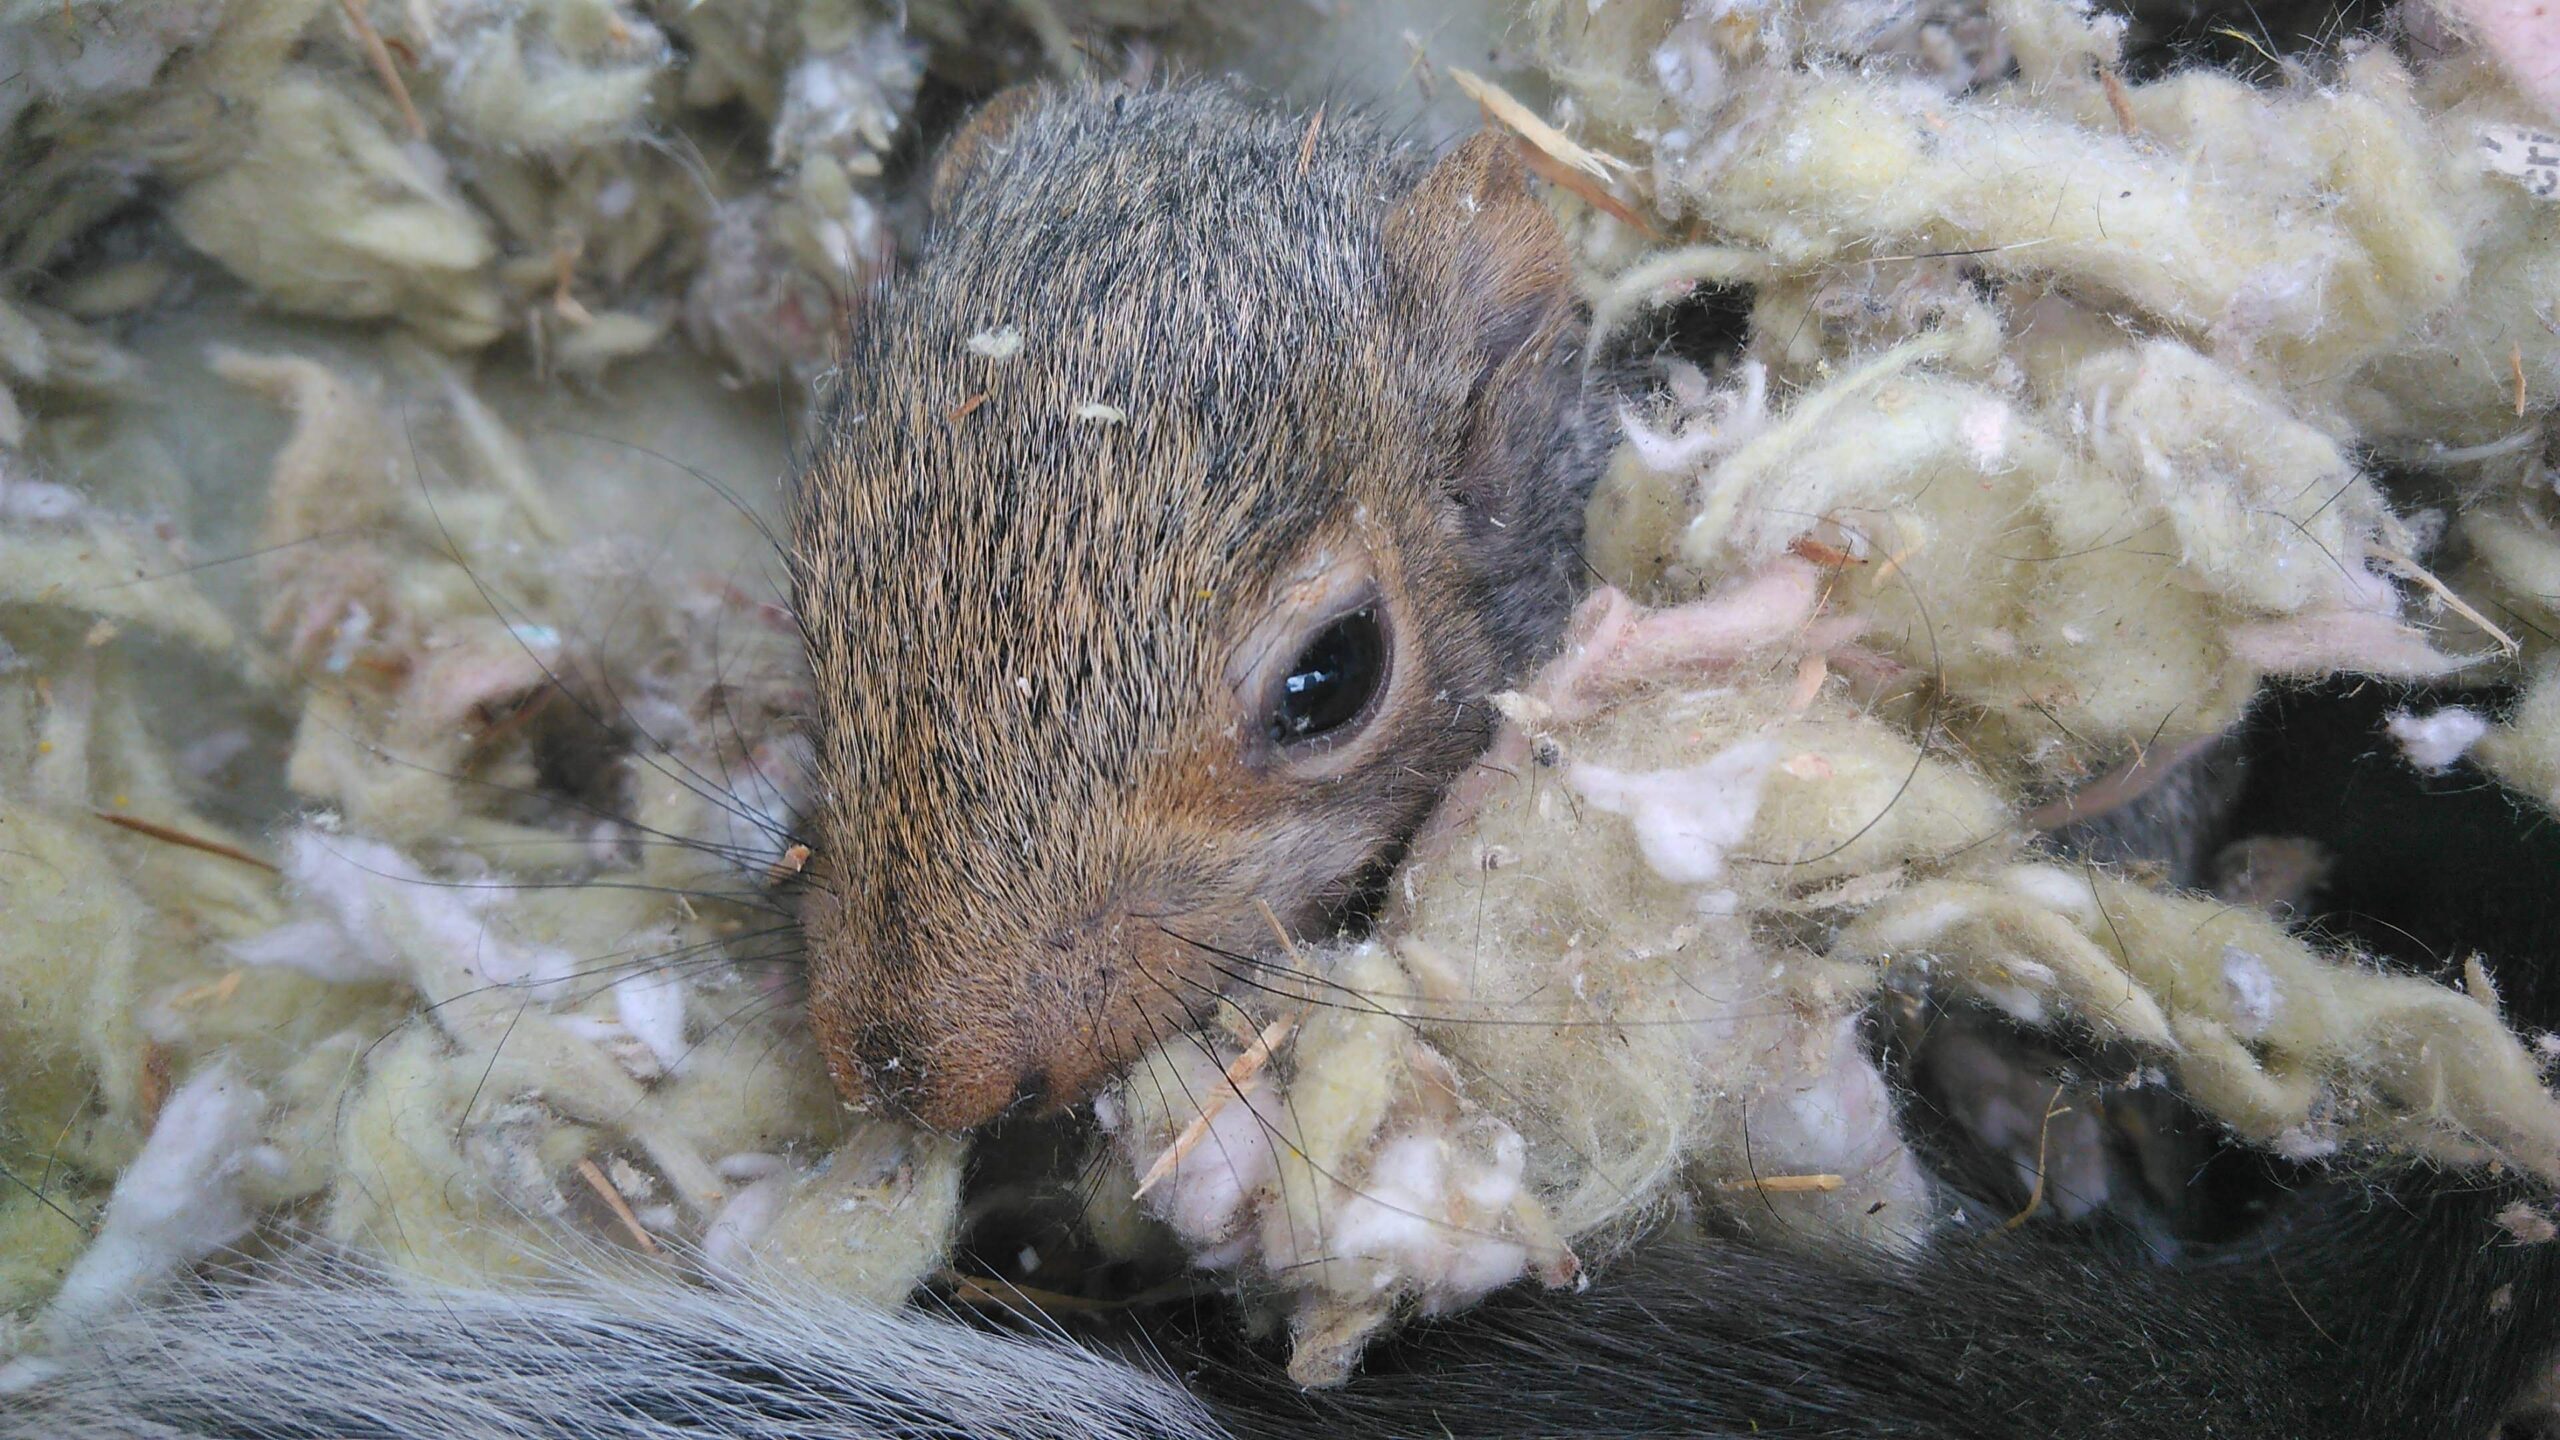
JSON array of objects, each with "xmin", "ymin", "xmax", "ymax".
[
  {"xmin": 805, "ymin": 888, "xmax": 1214, "ymax": 1130},
  {"xmin": 895, "ymin": 1053, "xmax": 1092, "ymax": 1132},
  {"xmin": 835, "ymin": 1005, "xmax": 1109, "ymax": 1131}
]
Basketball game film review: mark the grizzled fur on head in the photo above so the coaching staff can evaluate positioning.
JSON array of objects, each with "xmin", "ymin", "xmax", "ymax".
[{"xmin": 789, "ymin": 81, "xmax": 1608, "ymax": 1129}]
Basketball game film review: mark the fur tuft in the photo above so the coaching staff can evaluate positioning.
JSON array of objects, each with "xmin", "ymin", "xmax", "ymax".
[{"xmin": 2, "ymin": 1268, "xmax": 1223, "ymax": 1440}]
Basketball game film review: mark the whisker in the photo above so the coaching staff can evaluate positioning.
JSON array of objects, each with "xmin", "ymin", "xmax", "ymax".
[
  {"xmin": 395, "ymin": 403, "xmax": 804, "ymax": 855},
  {"xmin": 529, "ymin": 425, "xmax": 791, "ymax": 562},
  {"xmin": 84, "ymin": 526, "xmax": 375, "ymax": 592},
  {"xmin": 1157, "ymin": 924, "xmax": 1804, "ymax": 1031},
  {"xmin": 291, "ymin": 830, "xmax": 796, "ymax": 919},
  {"xmin": 285, "ymin": 678, "xmax": 805, "ymax": 897},
  {"xmin": 374, "ymin": 926, "xmax": 805, "ymax": 1032}
]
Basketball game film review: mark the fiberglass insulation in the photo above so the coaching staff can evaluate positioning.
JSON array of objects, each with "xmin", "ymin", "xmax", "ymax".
[{"xmin": 5, "ymin": 0, "xmax": 2560, "ymax": 1390}]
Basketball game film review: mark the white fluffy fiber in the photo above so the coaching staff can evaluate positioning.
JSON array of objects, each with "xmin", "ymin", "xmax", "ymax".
[{"xmin": 24, "ymin": 1064, "xmax": 282, "ymax": 1340}]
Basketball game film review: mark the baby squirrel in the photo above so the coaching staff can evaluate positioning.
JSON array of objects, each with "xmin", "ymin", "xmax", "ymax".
[{"xmin": 791, "ymin": 81, "xmax": 1608, "ymax": 1129}]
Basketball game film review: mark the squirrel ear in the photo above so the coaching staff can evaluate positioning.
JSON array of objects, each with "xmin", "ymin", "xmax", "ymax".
[
  {"xmin": 1383, "ymin": 131, "xmax": 1578, "ymax": 379},
  {"xmin": 930, "ymin": 84, "xmax": 1045, "ymax": 215},
  {"xmin": 1385, "ymin": 131, "xmax": 1598, "ymax": 659}
]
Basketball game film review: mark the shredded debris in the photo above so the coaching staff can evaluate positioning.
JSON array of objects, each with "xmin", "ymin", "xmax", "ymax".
[
  {"xmin": 1102, "ymin": 574, "xmax": 2560, "ymax": 1378},
  {"xmin": 9, "ymin": 0, "xmax": 2560, "ymax": 1398}
]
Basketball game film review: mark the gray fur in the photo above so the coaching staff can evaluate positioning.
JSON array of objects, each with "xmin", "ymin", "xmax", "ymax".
[{"xmin": 3, "ymin": 1268, "xmax": 1224, "ymax": 1440}]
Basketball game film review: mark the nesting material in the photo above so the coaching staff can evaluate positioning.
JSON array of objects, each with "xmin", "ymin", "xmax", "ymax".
[
  {"xmin": 1531, "ymin": 0, "xmax": 2560, "ymax": 805},
  {"xmin": 2456, "ymin": 515, "xmax": 2560, "ymax": 808},
  {"xmin": 1599, "ymin": 327, "xmax": 2443, "ymax": 792},
  {"xmin": 34, "ymin": 1063, "xmax": 281, "ymax": 1337},
  {"xmin": 11, "ymin": 0, "xmax": 2560, "ymax": 1405},
  {"xmin": 1104, "ymin": 570, "xmax": 2560, "ymax": 1379},
  {"xmin": 2390, "ymin": 705, "xmax": 2494, "ymax": 772},
  {"xmin": 0, "ymin": 338, "xmax": 962, "ymax": 1345},
  {"xmin": 0, "ymin": 0, "xmax": 933, "ymax": 384},
  {"xmin": 1085, "ymin": 0, "xmax": 2560, "ymax": 1377}
]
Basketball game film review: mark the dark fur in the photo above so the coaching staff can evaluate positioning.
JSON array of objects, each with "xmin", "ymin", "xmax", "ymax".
[
  {"xmin": 1189, "ymin": 1214, "xmax": 2504, "ymax": 1439},
  {"xmin": 1197, "ymin": 1162, "xmax": 2560, "ymax": 1437}
]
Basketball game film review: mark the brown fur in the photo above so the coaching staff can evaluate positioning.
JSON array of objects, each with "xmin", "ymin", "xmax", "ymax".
[{"xmin": 788, "ymin": 82, "xmax": 1609, "ymax": 1128}]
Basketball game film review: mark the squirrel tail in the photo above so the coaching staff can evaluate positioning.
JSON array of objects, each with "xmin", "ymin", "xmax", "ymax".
[{"xmin": 13, "ymin": 1186, "xmax": 2552, "ymax": 1440}]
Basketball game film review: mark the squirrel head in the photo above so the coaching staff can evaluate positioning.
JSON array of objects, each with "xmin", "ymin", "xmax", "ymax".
[{"xmin": 790, "ymin": 83, "xmax": 1604, "ymax": 1129}]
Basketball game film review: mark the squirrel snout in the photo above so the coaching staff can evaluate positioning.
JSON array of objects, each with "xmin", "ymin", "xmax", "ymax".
[{"xmin": 806, "ymin": 897, "xmax": 1220, "ymax": 1132}]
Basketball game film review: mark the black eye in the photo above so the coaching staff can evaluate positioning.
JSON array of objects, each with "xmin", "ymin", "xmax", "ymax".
[{"xmin": 1270, "ymin": 605, "xmax": 1387, "ymax": 747}]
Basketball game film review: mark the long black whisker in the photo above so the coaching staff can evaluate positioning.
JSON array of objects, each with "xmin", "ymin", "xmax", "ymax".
[
  {"xmin": 1148, "ymin": 926, "xmax": 1647, "ymax": 1221},
  {"xmin": 395, "ymin": 402, "xmax": 804, "ymax": 855},
  {"xmin": 281, "ymin": 699, "xmax": 810, "ymax": 912},
  {"xmin": 529, "ymin": 424, "xmax": 791, "ymax": 560},
  {"xmin": 1156, "ymin": 925, "xmax": 1805, "ymax": 1032}
]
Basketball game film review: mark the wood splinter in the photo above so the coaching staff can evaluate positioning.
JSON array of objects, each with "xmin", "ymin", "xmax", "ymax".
[
  {"xmin": 576, "ymin": 1157, "xmax": 662, "ymax": 1255},
  {"xmin": 769, "ymin": 843, "xmax": 813, "ymax": 881},
  {"xmin": 335, "ymin": 0, "xmax": 425, "ymax": 140},
  {"xmin": 1715, "ymin": 1173, "xmax": 1847, "ymax": 1194},
  {"xmin": 1133, "ymin": 1010, "xmax": 1299, "ymax": 1201},
  {"xmin": 94, "ymin": 811, "xmax": 280, "ymax": 873},
  {"xmin": 1133, "ymin": 898, "xmax": 1318, "ymax": 1201}
]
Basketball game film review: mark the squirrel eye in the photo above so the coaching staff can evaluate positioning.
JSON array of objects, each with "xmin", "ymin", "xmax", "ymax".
[{"xmin": 1270, "ymin": 605, "xmax": 1388, "ymax": 747}]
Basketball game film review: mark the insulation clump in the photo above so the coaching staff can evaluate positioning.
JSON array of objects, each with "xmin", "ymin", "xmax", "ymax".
[
  {"xmin": 1104, "ymin": 567, "xmax": 2560, "ymax": 1378},
  {"xmin": 0, "ymin": 0, "xmax": 937, "ymax": 378},
  {"xmin": 0, "ymin": 340, "xmax": 963, "ymax": 1341},
  {"xmin": 1530, "ymin": 0, "xmax": 2560, "ymax": 810}
]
